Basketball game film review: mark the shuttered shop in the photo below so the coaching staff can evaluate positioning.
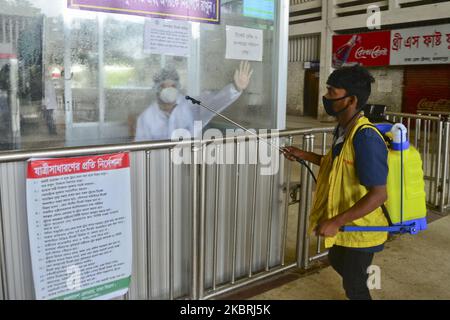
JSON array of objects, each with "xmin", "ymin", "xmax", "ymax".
[{"xmin": 403, "ymin": 65, "xmax": 450, "ymax": 114}]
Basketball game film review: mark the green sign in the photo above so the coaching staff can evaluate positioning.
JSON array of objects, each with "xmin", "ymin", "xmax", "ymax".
[{"xmin": 244, "ymin": 0, "xmax": 274, "ymax": 21}]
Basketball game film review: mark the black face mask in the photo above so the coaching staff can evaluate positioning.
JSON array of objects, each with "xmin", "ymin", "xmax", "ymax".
[{"xmin": 322, "ymin": 95, "xmax": 351, "ymax": 117}]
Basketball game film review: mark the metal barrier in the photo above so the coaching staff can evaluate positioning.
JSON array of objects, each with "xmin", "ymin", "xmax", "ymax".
[
  {"xmin": 0, "ymin": 111, "xmax": 448, "ymax": 300},
  {"xmin": 0, "ymin": 127, "xmax": 335, "ymax": 300},
  {"xmin": 416, "ymin": 111, "xmax": 450, "ymax": 212},
  {"xmin": 200, "ymin": 127, "xmax": 334, "ymax": 299}
]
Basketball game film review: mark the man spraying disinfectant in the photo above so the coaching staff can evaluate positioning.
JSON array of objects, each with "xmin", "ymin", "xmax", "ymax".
[
  {"xmin": 283, "ymin": 66, "xmax": 396, "ymax": 300},
  {"xmin": 179, "ymin": 64, "xmax": 427, "ymax": 300}
]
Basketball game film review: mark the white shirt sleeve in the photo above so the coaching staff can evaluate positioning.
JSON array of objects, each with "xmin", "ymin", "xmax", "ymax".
[{"xmin": 191, "ymin": 83, "xmax": 242, "ymax": 126}]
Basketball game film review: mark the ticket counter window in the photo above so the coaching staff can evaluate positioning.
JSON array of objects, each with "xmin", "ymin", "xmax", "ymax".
[{"xmin": 0, "ymin": 0, "xmax": 279, "ymax": 151}]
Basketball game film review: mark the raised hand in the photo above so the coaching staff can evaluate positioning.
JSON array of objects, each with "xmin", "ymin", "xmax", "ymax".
[{"xmin": 233, "ymin": 61, "xmax": 254, "ymax": 92}]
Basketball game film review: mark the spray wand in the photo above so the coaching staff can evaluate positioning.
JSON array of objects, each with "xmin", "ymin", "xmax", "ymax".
[{"xmin": 185, "ymin": 96, "xmax": 317, "ymax": 183}]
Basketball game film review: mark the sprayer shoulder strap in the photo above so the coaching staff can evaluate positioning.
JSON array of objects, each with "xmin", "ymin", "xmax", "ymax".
[
  {"xmin": 353, "ymin": 123, "xmax": 393, "ymax": 226},
  {"xmin": 353, "ymin": 124, "xmax": 390, "ymax": 145}
]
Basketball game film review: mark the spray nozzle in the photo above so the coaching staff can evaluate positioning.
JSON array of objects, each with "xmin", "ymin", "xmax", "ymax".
[{"xmin": 391, "ymin": 123, "xmax": 409, "ymax": 151}]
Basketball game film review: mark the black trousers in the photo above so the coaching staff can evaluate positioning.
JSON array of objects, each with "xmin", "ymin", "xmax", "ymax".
[{"xmin": 328, "ymin": 245, "xmax": 375, "ymax": 300}]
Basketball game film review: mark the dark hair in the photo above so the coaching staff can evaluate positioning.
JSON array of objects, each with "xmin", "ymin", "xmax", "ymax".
[{"xmin": 327, "ymin": 65, "xmax": 375, "ymax": 109}]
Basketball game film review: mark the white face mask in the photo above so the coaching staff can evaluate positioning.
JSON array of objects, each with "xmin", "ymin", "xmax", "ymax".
[{"xmin": 159, "ymin": 87, "xmax": 179, "ymax": 105}]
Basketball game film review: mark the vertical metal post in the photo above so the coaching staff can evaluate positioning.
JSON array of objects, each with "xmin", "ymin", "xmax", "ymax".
[
  {"xmin": 281, "ymin": 136, "xmax": 293, "ymax": 266},
  {"xmin": 440, "ymin": 122, "xmax": 450, "ymax": 212},
  {"xmin": 265, "ymin": 170, "xmax": 275, "ymax": 272},
  {"xmin": 422, "ymin": 120, "xmax": 429, "ymax": 203},
  {"xmin": 429, "ymin": 121, "xmax": 435, "ymax": 202},
  {"xmin": 231, "ymin": 142, "xmax": 240, "ymax": 284},
  {"xmin": 307, "ymin": 135, "xmax": 315, "ymax": 262},
  {"xmin": 248, "ymin": 140, "xmax": 259, "ymax": 277},
  {"xmin": 146, "ymin": 151, "xmax": 152, "ymax": 300},
  {"xmin": 423, "ymin": 120, "xmax": 428, "ymax": 179},
  {"xmin": 415, "ymin": 118, "xmax": 421, "ymax": 148},
  {"xmin": 317, "ymin": 132, "xmax": 327, "ymax": 254},
  {"xmin": 191, "ymin": 146, "xmax": 199, "ymax": 299},
  {"xmin": 169, "ymin": 149, "xmax": 174, "ymax": 300},
  {"xmin": 198, "ymin": 144, "xmax": 207, "ymax": 299},
  {"xmin": 434, "ymin": 121, "xmax": 443, "ymax": 207},
  {"xmin": 297, "ymin": 135, "xmax": 314, "ymax": 269},
  {"xmin": 212, "ymin": 145, "xmax": 220, "ymax": 290},
  {"xmin": 322, "ymin": 132, "xmax": 327, "ymax": 156}
]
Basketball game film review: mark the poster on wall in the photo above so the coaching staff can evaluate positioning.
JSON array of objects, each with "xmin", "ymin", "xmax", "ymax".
[
  {"xmin": 67, "ymin": 0, "xmax": 221, "ymax": 24},
  {"xmin": 26, "ymin": 153, "xmax": 132, "ymax": 300},
  {"xmin": 390, "ymin": 24, "xmax": 450, "ymax": 65},
  {"xmin": 225, "ymin": 25, "xmax": 263, "ymax": 62},
  {"xmin": 144, "ymin": 19, "xmax": 191, "ymax": 57},
  {"xmin": 332, "ymin": 31, "xmax": 391, "ymax": 68}
]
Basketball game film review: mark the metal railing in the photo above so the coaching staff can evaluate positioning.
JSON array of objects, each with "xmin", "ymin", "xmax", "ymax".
[
  {"xmin": 0, "ymin": 110, "xmax": 448, "ymax": 300},
  {"xmin": 199, "ymin": 127, "xmax": 335, "ymax": 299},
  {"xmin": 0, "ymin": 126, "xmax": 334, "ymax": 300},
  {"xmin": 418, "ymin": 110, "xmax": 450, "ymax": 119}
]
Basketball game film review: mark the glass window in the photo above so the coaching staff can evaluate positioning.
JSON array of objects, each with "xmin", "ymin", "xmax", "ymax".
[{"xmin": 0, "ymin": 0, "xmax": 280, "ymax": 151}]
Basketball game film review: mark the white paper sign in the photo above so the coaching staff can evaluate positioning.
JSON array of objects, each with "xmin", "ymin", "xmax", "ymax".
[
  {"xmin": 226, "ymin": 25, "xmax": 263, "ymax": 62},
  {"xmin": 144, "ymin": 19, "xmax": 191, "ymax": 57},
  {"xmin": 26, "ymin": 153, "xmax": 132, "ymax": 300},
  {"xmin": 390, "ymin": 24, "xmax": 450, "ymax": 65}
]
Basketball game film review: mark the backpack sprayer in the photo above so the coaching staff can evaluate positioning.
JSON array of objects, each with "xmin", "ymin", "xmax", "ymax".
[
  {"xmin": 185, "ymin": 96, "xmax": 317, "ymax": 182},
  {"xmin": 340, "ymin": 122, "xmax": 428, "ymax": 235}
]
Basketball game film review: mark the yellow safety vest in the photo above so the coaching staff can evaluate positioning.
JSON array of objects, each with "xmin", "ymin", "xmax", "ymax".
[{"xmin": 308, "ymin": 116, "xmax": 389, "ymax": 249}]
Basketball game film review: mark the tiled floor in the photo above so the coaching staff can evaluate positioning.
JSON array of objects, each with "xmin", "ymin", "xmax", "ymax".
[
  {"xmin": 219, "ymin": 210, "xmax": 450, "ymax": 300},
  {"xmin": 249, "ymin": 212, "xmax": 450, "ymax": 300}
]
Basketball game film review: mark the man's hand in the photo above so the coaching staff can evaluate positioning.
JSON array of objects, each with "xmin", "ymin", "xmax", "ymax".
[
  {"xmin": 234, "ymin": 61, "xmax": 253, "ymax": 92},
  {"xmin": 281, "ymin": 146, "xmax": 305, "ymax": 161},
  {"xmin": 316, "ymin": 217, "xmax": 343, "ymax": 237}
]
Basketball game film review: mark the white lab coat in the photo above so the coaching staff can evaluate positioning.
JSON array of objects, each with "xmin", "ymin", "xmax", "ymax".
[{"xmin": 135, "ymin": 84, "xmax": 242, "ymax": 141}]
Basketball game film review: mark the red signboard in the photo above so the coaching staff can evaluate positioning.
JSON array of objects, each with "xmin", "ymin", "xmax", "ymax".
[
  {"xmin": 27, "ymin": 153, "xmax": 130, "ymax": 179},
  {"xmin": 332, "ymin": 31, "xmax": 391, "ymax": 68}
]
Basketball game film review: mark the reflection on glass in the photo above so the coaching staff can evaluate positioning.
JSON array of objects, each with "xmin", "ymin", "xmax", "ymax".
[{"xmin": 0, "ymin": 0, "xmax": 278, "ymax": 152}]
